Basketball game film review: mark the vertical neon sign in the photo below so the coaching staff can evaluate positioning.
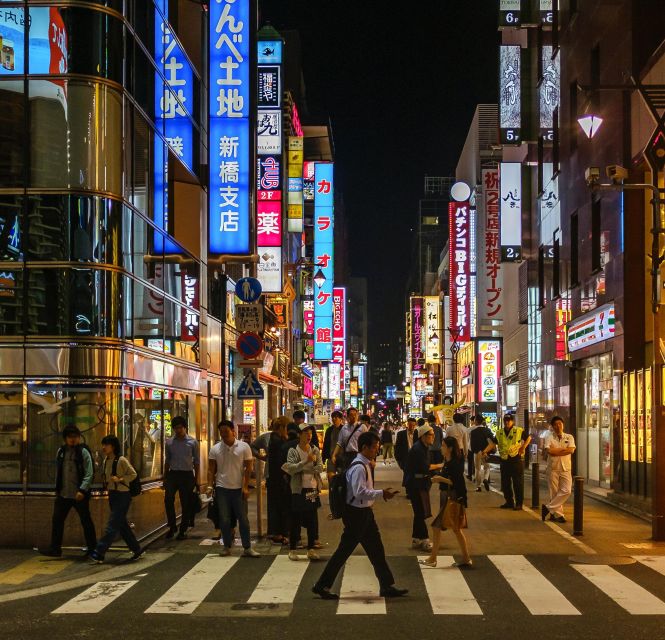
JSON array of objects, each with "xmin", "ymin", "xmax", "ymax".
[{"xmin": 314, "ymin": 163, "xmax": 334, "ymax": 361}]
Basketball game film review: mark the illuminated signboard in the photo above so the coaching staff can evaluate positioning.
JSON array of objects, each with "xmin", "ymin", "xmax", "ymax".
[
  {"xmin": 449, "ymin": 202, "xmax": 471, "ymax": 342},
  {"xmin": 303, "ymin": 161, "xmax": 316, "ymax": 201},
  {"xmin": 320, "ymin": 365, "xmax": 329, "ymax": 400},
  {"xmin": 328, "ymin": 362, "xmax": 341, "ymax": 400},
  {"xmin": 479, "ymin": 169, "xmax": 503, "ymax": 322},
  {"xmin": 499, "ymin": 162, "xmax": 522, "ymax": 261},
  {"xmin": 257, "ymin": 155, "xmax": 282, "ymax": 201},
  {"xmin": 555, "ymin": 299, "xmax": 571, "ymax": 361},
  {"xmin": 499, "ymin": 45, "xmax": 521, "ymax": 144},
  {"xmin": 424, "ymin": 296, "xmax": 441, "ymax": 364},
  {"xmin": 357, "ymin": 364, "xmax": 365, "ymax": 391},
  {"xmin": 540, "ymin": 46, "xmax": 560, "ymax": 140},
  {"xmin": 257, "ymin": 247, "xmax": 282, "ymax": 293},
  {"xmin": 410, "ymin": 296, "xmax": 425, "ymax": 370},
  {"xmin": 287, "ymin": 137, "xmax": 304, "ymax": 233},
  {"xmin": 257, "ymin": 200, "xmax": 282, "ymax": 247},
  {"xmin": 540, "ymin": 0, "xmax": 554, "ymax": 24},
  {"xmin": 209, "ymin": 0, "xmax": 250, "ymax": 255},
  {"xmin": 499, "ymin": 0, "xmax": 521, "ymax": 27},
  {"xmin": 567, "ymin": 304, "xmax": 615, "ymax": 353},
  {"xmin": 257, "ymin": 66, "xmax": 280, "ymax": 108},
  {"xmin": 257, "ymin": 110, "xmax": 282, "ymax": 154},
  {"xmin": 350, "ymin": 379, "xmax": 359, "ymax": 397},
  {"xmin": 180, "ymin": 274, "xmax": 199, "ymax": 342},
  {"xmin": 333, "ymin": 287, "xmax": 346, "ymax": 391},
  {"xmin": 303, "ymin": 375, "xmax": 313, "ymax": 399},
  {"xmin": 476, "ymin": 339, "xmax": 502, "ymax": 404},
  {"xmin": 540, "ymin": 162, "xmax": 560, "ymax": 246},
  {"xmin": 258, "ymin": 40, "xmax": 282, "ymax": 64},
  {"xmin": 314, "ymin": 163, "xmax": 334, "ymax": 361}
]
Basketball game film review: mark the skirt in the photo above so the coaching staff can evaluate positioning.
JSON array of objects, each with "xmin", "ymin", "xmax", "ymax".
[{"xmin": 432, "ymin": 492, "xmax": 468, "ymax": 531}]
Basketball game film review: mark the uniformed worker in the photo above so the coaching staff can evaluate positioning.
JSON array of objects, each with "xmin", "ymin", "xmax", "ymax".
[
  {"xmin": 541, "ymin": 416, "xmax": 576, "ymax": 523},
  {"xmin": 496, "ymin": 414, "xmax": 531, "ymax": 511}
]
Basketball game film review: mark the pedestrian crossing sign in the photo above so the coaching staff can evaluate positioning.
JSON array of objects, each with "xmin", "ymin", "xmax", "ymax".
[{"xmin": 237, "ymin": 371, "xmax": 264, "ymax": 399}]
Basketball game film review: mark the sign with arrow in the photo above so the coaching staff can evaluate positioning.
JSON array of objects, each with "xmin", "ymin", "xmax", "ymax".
[{"xmin": 237, "ymin": 371, "xmax": 264, "ymax": 399}]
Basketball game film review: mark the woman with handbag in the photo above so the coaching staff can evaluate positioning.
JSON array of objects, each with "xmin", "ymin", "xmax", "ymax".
[
  {"xmin": 281, "ymin": 423, "xmax": 323, "ymax": 561},
  {"xmin": 419, "ymin": 435, "xmax": 471, "ymax": 568}
]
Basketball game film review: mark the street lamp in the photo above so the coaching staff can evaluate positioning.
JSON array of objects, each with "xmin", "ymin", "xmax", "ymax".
[
  {"xmin": 577, "ymin": 113, "xmax": 604, "ymax": 139},
  {"xmin": 313, "ymin": 269, "xmax": 326, "ymax": 289}
]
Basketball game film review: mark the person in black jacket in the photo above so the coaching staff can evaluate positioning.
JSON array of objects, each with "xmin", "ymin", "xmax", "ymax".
[
  {"xmin": 404, "ymin": 425, "xmax": 443, "ymax": 551},
  {"xmin": 395, "ymin": 417, "xmax": 417, "ymax": 470},
  {"xmin": 322, "ymin": 411, "xmax": 345, "ymax": 483},
  {"xmin": 266, "ymin": 416, "xmax": 289, "ymax": 542},
  {"xmin": 419, "ymin": 436, "xmax": 471, "ymax": 568}
]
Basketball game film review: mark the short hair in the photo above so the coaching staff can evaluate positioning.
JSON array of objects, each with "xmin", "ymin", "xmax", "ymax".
[
  {"xmin": 406, "ymin": 417, "xmax": 417, "ymax": 424},
  {"xmin": 358, "ymin": 431, "xmax": 380, "ymax": 451},
  {"xmin": 293, "ymin": 410, "xmax": 306, "ymax": 421},
  {"xmin": 452, "ymin": 413, "xmax": 464, "ymax": 423},
  {"xmin": 101, "ymin": 434, "xmax": 121, "ymax": 456},
  {"xmin": 427, "ymin": 414, "xmax": 436, "ymax": 424},
  {"xmin": 473, "ymin": 415, "xmax": 485, "ymax": 424},
  {"xmin": 331, "ymin": 410, "xmax": 343, "ymax": 419},
  {"xmin": 217, "ymin": 419, "xmax": 234, "ymax": 432},
  {"xmin": 347, "ymin": 407, "xmax": 358, "ymax": 414},
  {"xmin": 550, "ymin": 415, "xmax": 565, "ymax": 426},
  {"xmin": 172, "ymin": 416, "xmax": 188, "ymax": 430},
  {"xmin": 360, "ymin": 414, "xmax": 371, "ymax": 423},
  {"xmin": 62, "ymin": 424, "xmax": 81, "ymax": 439},
  {"xmin": 417, "ymin": 418, "xmax": 426, "ymax": 427}
]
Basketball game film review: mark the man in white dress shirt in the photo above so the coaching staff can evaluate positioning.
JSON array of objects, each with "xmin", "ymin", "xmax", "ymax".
[{"xmin": 541, "ymin": 416, "xmax": 576, "ymax": 523}]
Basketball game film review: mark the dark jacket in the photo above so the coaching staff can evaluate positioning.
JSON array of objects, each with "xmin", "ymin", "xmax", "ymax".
[
  {"xmin": 267, "ymin": 432, "xmax": 286, "ymax": 482},
  {"xmin": 439, "ymin": 455, "xmax": 467, "ymax": 507},
  {"xmin": 395, "ymin": 429, "xmax": 414, "ymax": 470},
  {"xmin": 322, "ymin": 425, "xmax": 341, "ymax": 463},
  {"xmin": 55, "ymin": 444, "xmax": 95, "ymax": 495},
  {"xmin": 403, "ymin": 439, "xmax": 431, "ymax": 492}
]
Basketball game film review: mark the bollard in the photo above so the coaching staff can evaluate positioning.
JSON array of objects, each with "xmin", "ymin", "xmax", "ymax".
[
  {"xmin": 531, "ymin": 462, "xmax": 540, "ymax": 509},
  {"xmin": 256, "ymin": 459, "xmax": 264, "ymax": 538},
  {"xmin": 573, "ymin": 475, "xmax": 584, "ymax": 536}
]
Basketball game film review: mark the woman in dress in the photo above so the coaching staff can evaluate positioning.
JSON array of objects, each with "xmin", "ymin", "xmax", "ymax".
[{"xmin": 419, "ymin": 435, "xmax": 471, "ymax": 568}]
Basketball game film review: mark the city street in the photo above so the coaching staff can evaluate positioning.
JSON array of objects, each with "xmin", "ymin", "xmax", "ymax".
[{"xmin": 2, "ymin": 465, "xmax": 665, "ymax": 640}]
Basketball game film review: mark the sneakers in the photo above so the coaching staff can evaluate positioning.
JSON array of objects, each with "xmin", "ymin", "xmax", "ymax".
[
  {"xmin": 219, "ymin": 546, "xmax": 231, "ymax": 557},
  {"xmin": 483, "ymin": 480, "xmax": 490, "ymax": 491},
  {"xmin": 88, "ymin": 551, "xmax": 104, "ymax": 564},
  {"xmin": 242, "ymin": 547, "xmax": 261, "ymax": 558},
  {"xmin": 411, "ymin": 538, "xmax": 423, "ymax": 549},
  {"xmin": 420, "ymin": 539, "xmax": 433, "ymax": 551},
  {"xmin": 129, "ymin": 549, "xmax": 145, "ymax": 562},
  {"xmin": 307, "ymin": 549, "xmax": 320, "ymax": 561},
  {"xmin": 165, "ymin": 528, "xmax": 177, "ymax": 540},
  {"xmin": 176, "ymin": 532, "xmax": 188, "ymax": 541},
  {"xmin": 288, "ymin": 550, "xmax": 300, "ymax": 561}
]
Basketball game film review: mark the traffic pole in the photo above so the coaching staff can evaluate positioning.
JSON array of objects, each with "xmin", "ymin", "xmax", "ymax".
[
  {"xmin": 531, "ymin": 462, "xmax": 539, "ymax": 509},
  {"xmin": 573, "ymin": 476, "xmax": 584, "ymax": 536}
]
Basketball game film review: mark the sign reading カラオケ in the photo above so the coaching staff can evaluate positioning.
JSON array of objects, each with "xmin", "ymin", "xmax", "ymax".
[{"xmin": 314, "ymin": 163, "xmax": 334, "ymax": 361}]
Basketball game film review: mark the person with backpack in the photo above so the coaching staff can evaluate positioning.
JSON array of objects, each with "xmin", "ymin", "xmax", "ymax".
[
  {"xmin": 40, "ymin": 424, "xmax": 97, "ymax": 558},
  {"xmin": 313, "ymin": 431, "xmax": 407, "ymax": 600},
  {"xmin": 89, "ymin": 435, "xmax": 143, "ymax": 563},
  {"xmin": 331, "ymin": 407, "xmax": 368, "ymax": 471}
]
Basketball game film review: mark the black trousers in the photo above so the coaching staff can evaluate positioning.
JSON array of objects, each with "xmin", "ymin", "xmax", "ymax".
[
  {"xmin": 408, "ymin": 490, "xmax": 430, "ymax": 540},
  {"xmin": 500, "ymin": 457, "xmax": 524, "ymax": 506},
  {"xmin": 316, "ymin": 506, "xmax": 394, "ymax": 591},
  {"xmin": 290, "ymin": 497, "xmax": 319, "ymax": 550},
  {"xmin": 50, "ymin": 495, "xmax": 97, "ymax": 553},
  {"xmin": 266, "ymin": 477, "xmax": 288, "ymax": 537},
  {"xmin": 467, "ymin": 450, "xmax": 475, "ymax": 478},
  {"xmin": 164, "ymin": 470, "xmax": 195, "ymax": 534}
]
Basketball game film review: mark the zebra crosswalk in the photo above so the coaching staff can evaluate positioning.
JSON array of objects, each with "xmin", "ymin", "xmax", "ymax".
[{"xmin": 47, "ymin": 553, "xmax": 665, "ymax": 617}]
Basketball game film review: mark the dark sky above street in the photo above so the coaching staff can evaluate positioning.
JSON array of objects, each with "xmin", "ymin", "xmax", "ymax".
[{"xmin": 259, "ymin": 1, "xmax": 499, "ymax": 360}]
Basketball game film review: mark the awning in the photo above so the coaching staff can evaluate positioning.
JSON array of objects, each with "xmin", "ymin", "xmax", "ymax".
[
  {"xmin": 257, "ymin": 371, "xmax": 301, "ymax": 392},
  {"xmin": 282, "ymin": 380, "xmax": 300, "ymax": 392}
]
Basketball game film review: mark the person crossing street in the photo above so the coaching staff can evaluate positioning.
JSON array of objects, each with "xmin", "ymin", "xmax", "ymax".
[{"xmin": 541, "ymin": 416, "xmax": 576, "ymax": 523}]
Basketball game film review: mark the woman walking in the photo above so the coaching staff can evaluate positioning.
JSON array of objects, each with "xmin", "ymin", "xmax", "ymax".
[
  {"xmin": 282, "ymin": 423, "xmax": 323, "ymax": 561},
  {"xmin": 89, "ymin": 435, "xmax": 143, "ymax": 563},
  {"xmin": 419, "ymin": 436, "xmax": 471, "ymax": 568}
]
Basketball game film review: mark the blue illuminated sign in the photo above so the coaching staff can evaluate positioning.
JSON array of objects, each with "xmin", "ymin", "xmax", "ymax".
[
  {"xmin": 209, "ymin": 0, "xmax": 251, "ymax": 255},
  {"xmin": 258, "ymin": 40, "xmax": 282, "ymax": 64},
  {"xmin": 314, "ymin": 163, "xmax": 334, "ymax": 361}
]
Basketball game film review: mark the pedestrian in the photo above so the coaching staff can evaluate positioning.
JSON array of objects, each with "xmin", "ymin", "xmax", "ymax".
[
  {"xmin": 40, "ymin": 425, "xmax": 97, "ymax": 558},
  {"xmin": 419, "ymin": 436, "xmax": 471, "ymax": 568},
  {"xmin": 380, "ymin": 422, "xmax": 395, "ymax": 464},
  {"xmin": 312, "ymin": 431, "xmax": 408, "ymax": 600},
  {"xmin": 331, "ymin": 407, "xmax": 368, "ymax": 471},
  {"xmin": 541, "ymin": 416, "xmax": 576, "ymax": 523},
  {"xmin": 427, "ymin": 414, "xmax": 445, "ymax": 465},
  {"xmin": 404, "ymin": 424, "xmax": 444, "ymax": 551},
  {"xmin": 361, "ymin": 414, "xmax": 377, "ymax": 435},
  {"xmin": 446, "ymin": 413, "xmax": 470, "ymax": 477},
  {"xmin": 163, "ymin": 416, "xmax": 199, "ymax": 540},
  {"xmin": 266, "ymin": 416, "xmax": 290, "ymax": 542},
  {"xmin": 89, "ymin": 436, "xmax": 143, "ymax": 563},
  {"xmin": 395, "ymin": 417, "xmax": 417, "ymax": 470},
  {"xmin": 282, "ymin": 423, "xmax": 323, "ymax": 561},
  {"xmin": 207, "ymin": 420, "xmax": 260, "ymax": 557},
  {"xmin": 322, "ymin": 411, "xmax": 345, "ymax": 483},
  {"xmin": 468, "ymin": 415, "xmax": 497, "ymax": 492},
  {"xmin": 496, "ymin": 414, "xmax": 531, "ymax": 510}
]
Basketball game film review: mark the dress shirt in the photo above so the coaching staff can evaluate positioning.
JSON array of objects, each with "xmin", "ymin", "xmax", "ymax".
[
  {"xmin": 544, "ymin": 431, "xmax": 576, "ymax": 472},
  {"xmin": 446, "ymin": 422, "xmax": 469, "ymax": 455},
  {"xmin": 346, "ymin": 453, "xmax": 382, "ymax": 508},
  {"xmin": 165, "ymin": 434, "xmax": 199, "ymax": 471},
  {"xmin": 337, "ymin": 422, "xmax": 368, "ymax": 452}
]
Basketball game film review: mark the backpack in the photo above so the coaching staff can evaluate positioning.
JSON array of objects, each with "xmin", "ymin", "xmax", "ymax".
[
  {"xmin": 111, "ymin": 457, "xmax": 142, "ymax": 497},
  {"xmin": 328, "ymin": 460, "xmax": 368, "ymax": 519}
]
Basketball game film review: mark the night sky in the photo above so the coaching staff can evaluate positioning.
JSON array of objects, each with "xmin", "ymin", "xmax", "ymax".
[{"xmin": 259, "ymin": 1, "xmax": 499, "ymax": 362}]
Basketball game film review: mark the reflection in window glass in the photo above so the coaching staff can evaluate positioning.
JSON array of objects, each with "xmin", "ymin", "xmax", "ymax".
[
  {"xmin": 0, "ymin": 268, "xmax": 23, "ymax": 336},
  {"xmin": 0, "ymin": 386, "xmax": 23, "ymax": 487},
  {"xmin": 0, "ymin": 81, "xmax": 25, "ymax": 187},
  {"xmin": 132, "ymin": 386, "xmax": 163, "ymax": 479},
  {"xmin": 0, "ymin": 6, "xmax": 27, "ymax": 75},
  {"xmin": 0, "ymin": 194, "xmax": 22, "ymax": 260}
]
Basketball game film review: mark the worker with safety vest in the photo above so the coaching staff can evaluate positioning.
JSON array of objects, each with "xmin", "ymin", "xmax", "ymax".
[{"xmin": 496, "ymin": 414, "xmax": 531, "ymax": 511}]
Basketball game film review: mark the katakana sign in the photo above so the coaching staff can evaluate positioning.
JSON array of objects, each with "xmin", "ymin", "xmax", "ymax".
[
  {"xmin": 424, "ymin": 296, "xmax": 441, "ymax": 364},
  {"xmin": 314, "ymin": 163, "xmax": 334, "ymax": 361},
  {"xmin": 449, "ymin": 201, "xmax": 471, "ymax": 343},
  {"xmin": 479, "ymin": 169, "xmax": 504, "ymax": 323},
  {"xmin": 411, "ymin": 296, "xmax": 425, "ymax": 370},
  {"xmin": 333, "ymin": 287, "xmax": 346, "ymax": 391}
]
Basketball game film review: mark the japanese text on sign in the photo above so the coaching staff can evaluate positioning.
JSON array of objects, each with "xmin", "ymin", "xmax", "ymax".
[
  {"xmin": 481, "ymin": 169, "xmax": 503, "ymax": 320},
  {"xmin": 449, "ymin": 201, "xmax": 471, "ymax": 342}
]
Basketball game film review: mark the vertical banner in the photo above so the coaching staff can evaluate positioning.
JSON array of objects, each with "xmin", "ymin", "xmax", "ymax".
[
  {"xmin": 333, "ymin": 287, "xmax": 346, "ymax": 391},
  {"xmin": 209, "ymin": 0, "xmax": 251, "ymax": 255},
  {"xmin": 476, "ymin": 339, "xmax": 502, "ymax": 404},
  {"xmin": 478, "ymin": 169, "xmax": 503, "ymax": 323},
  {"xmin": 287, "ymin": 136, "xmax": 304, "ymax": 233},
  {"xmin": 499, "ymin": 45, "xmax": 521, "ymax": 144},
  {"xmin": 449, "ymin": 201, "xmax": 471, "ymax": 343},
  {"xmin": 314, "ymin": 163, "xmax": 334, "ymax": 360},
  {"xmin": 410, "ymin": 296, "xmax": 425, "ymax": 370},
  {"xmin": 424, "ymin": 296, "xmax": 441, "ymax": 364},
  {"xmin": 500, "ymin": 162, "xmax": 522, "ymax": 261},
  {"xmin": 540, "ymin": 46, "xmax": 560, "ymax": 140}
]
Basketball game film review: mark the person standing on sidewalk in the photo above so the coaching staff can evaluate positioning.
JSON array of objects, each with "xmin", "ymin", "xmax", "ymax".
[
  {"xmin": 282, "ymin": 423, "xmax": 323, "ymax": 561},
  {"xmin": 323, "ymin": 411, "xmax": 345, "ymax": 481},
  {"xmin": 89, "ymin": 436, "xmax": 142, "ymax": 563},
  {"xmin": 380, "ymin": 422, "xmax": 395, "ymax": 464},
  {"xmin": 469, "ymin": 415, "xmax": 497, "ymax": 492},
  {"xmin": 395, "ymin": 417, "xmax": 417, "ymax": 470},
  {"xmin": 331, "ymin": 407, "xmax": 367, "ymax": 471},
  {"xmin": 427, "ymin": 414, "xmax": 445, "ymax": 465},
  {"xmin": 265, "ymin": 416, "xmax": 290, "ymax": 542},
  {"xmin": 312, "ymin": 431, "xmax": 408, "ymax": 600},
  {"xmin": 40, "ymin": 425, "xmax": 97, "ymax": 558},
  {"xmin": 496, "ymin": 414, "xmax": 531, "ymax": 511},
  {"xmin": 164, "ymin": 416, "xmax": 199, "ymax": 540},
  {"xmin": 445, "ymin": 414, "xmax": 469, "ymax": 477},
  {"xmin": 208, "ymin": 420, "xmax": 260, "ymax": 557},
  {"xmin": 541, "ymin": 416, "xmax": 576, "ymax": 523}
]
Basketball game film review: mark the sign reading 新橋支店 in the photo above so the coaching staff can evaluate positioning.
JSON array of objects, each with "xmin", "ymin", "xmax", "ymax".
[{"xmin": 567, "ymin": 304, "xmax": 616, "ymax": 353}]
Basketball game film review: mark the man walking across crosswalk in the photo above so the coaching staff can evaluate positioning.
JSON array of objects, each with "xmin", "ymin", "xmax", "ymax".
[
  {"xmin": 542, "ymin": 416, "xmax": 576, "ymax": 523},
  {"xmin": 312, "ymin": 431, "xmax": 408, "ymax": 600}
]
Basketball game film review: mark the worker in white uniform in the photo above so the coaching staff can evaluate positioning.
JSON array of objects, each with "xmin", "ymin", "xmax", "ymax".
[{"xmin": 541, "ymin": 416, "xmax": 576, "ymax": 523}]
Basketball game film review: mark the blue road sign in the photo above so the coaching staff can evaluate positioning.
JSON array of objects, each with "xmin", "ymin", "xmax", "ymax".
[
  {"xmin": 235, "ymin": 277, "xmax": 263, "ymax": 303},
  {"xmin": 237, "ymin": 371, "xmax": 264, "ymax": 400},
  {"xmin": 236, "ymin": 332, "xmax": 264, "ymax": 359}
]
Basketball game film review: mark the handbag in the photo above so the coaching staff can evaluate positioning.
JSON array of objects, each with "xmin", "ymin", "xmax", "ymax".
[{"xmin": 442, "ymin": 492, "xmax": 468, "ymax": 530}]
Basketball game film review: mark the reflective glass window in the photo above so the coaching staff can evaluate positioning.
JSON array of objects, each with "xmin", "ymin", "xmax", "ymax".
[
  {"xmin": 0, "ymin": 194, "xmax": 23, "ymax": 261},
  {"xmin": 0, "ymin": 267, "xmax": 23, "ymax": 336},
  {"xmin": 0, "ymin": 80, "xmax": 25, "ymax": 187},
  {"xmin": 0, "ymin": 385, "xmax": 22, "ymax": 488}
]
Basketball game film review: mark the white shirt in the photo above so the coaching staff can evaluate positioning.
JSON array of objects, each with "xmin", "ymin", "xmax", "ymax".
[
  {"xmin": 544, "ymin": 431, "xmax": 576, "ymax": 473},
  {"xmin": 337, "ymin": 422, "xmax": 368, "ymax": 452},
  {"xmin": 209, "ymin": 439, "xmax": 252, "ymax": 489},
  {"xmin": 446, "ymin": 422, "xmax": 469, "ymax": 455},
  {"xmin": 346, "ymin": 453, "xmax": 382, "ymax": 508}
]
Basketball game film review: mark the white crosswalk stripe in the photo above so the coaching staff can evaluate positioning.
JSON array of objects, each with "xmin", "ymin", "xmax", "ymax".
[
  {"xmin": 145, "ymin": 554, "xmax": 238, "ymax": 615},
  {"xmin": 47, "ymin": 554, "xmax": 665, "ymax": 617}
]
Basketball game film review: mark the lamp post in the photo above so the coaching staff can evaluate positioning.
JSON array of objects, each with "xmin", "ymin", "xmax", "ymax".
[
  {"xmin": 579, "ymin": 78, "xmax": 665, "ymax": 539},
  {"xmin": 448, "ymin": 326, "xmax": 462, "ymax": 404}
]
